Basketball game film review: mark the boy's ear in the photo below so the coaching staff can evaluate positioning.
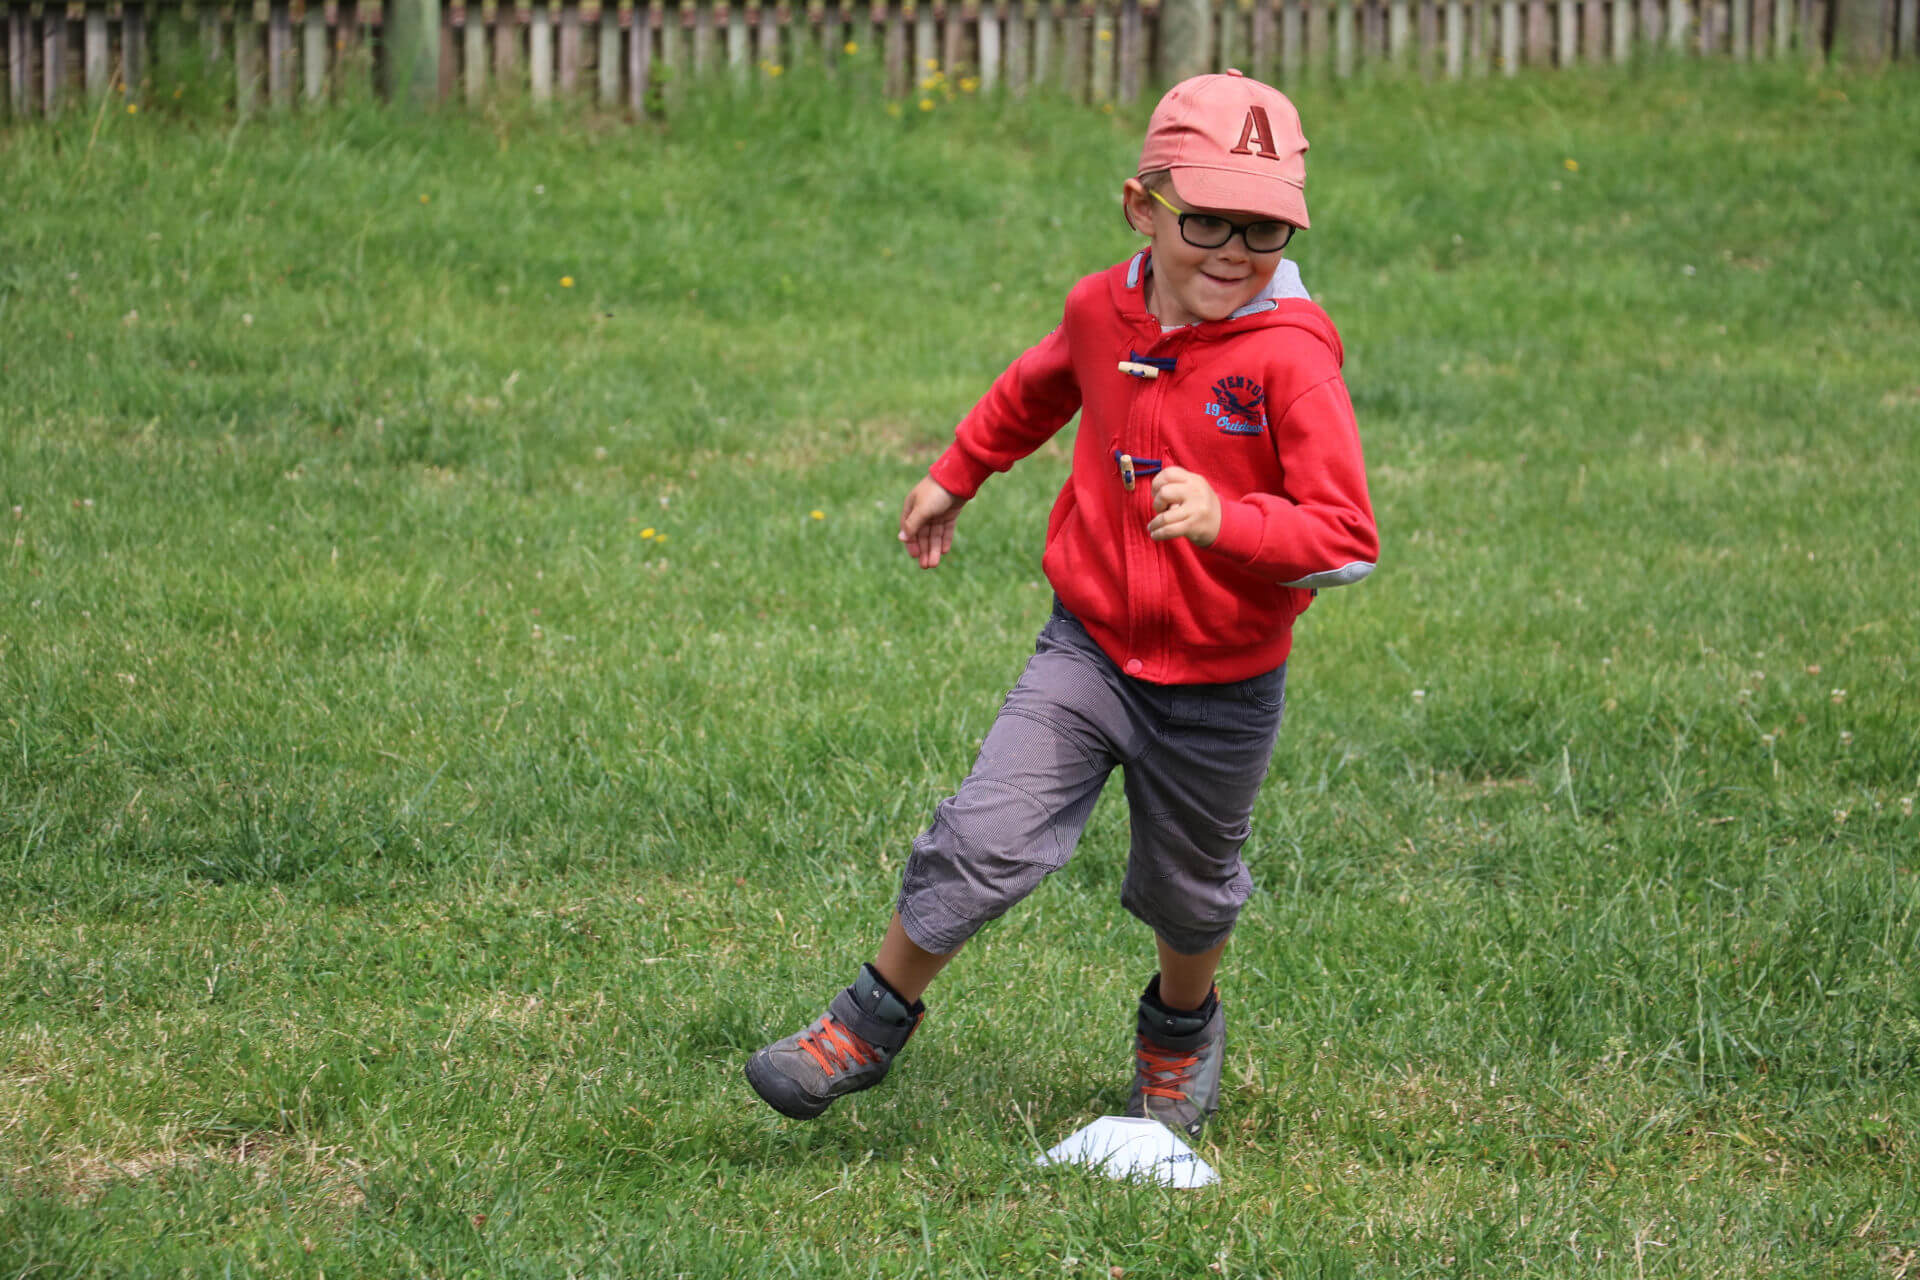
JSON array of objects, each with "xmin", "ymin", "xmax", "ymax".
[{"xmin": 1121, "ymin": 178, "xmax": 1155, "ymax": 238}]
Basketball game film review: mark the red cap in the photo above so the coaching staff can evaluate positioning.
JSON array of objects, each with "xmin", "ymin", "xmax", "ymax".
[{"xmin": 1137, "ymin": 69, "xmax": 1310, "ymax": 228}]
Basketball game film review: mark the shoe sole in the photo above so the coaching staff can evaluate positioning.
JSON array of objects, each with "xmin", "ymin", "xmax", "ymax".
[{"xmin": 744, "ymin": 1053, "xmax": 831, "ymax": 1121}]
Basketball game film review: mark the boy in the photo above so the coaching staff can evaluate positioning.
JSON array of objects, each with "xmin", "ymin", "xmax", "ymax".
[{"xmin": 746, "ymin": 71, "xmax": 1377, "ymax": 1138}]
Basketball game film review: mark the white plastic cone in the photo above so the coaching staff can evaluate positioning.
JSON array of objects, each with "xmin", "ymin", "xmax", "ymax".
[{"xmin": 1035, "ymin": 1115, "xmax": 1218, "ymax": 1188}]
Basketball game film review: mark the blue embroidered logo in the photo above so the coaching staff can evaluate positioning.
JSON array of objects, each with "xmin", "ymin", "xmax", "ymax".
[{"xmin": 1207, "ymin": 375, "xmax": 1266, "ymax": 436}]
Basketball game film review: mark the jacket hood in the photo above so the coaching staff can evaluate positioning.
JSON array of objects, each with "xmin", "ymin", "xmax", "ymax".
[{"xmin": 1111, "ymin": 251, "xmax": 1343, "ymax": 366}]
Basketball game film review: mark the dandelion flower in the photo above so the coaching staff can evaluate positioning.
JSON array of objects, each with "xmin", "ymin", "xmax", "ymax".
[
  {"xmin": 127, "ymin": 103, "xmax": 138, "ymax": 114},
  {"xmin": 810, "ymin": 510, "xmax": 825, "ymax": 521},
  {"xmin": 561, "ymin": 276, "xmax": 575, "ymax": 288},
  {"xmin": 924, "ymin": 57, "xmax": 938, "ymax": 69},
  {"xmin": 420, "ymin": 193, "xmax": 431, "ymax": 203},
  {"xmin": 1098, "ymin": 27, "xmax": 1112, "ymax": 39},
  {"xmin": 919, "ymin": 98, "xmax": 934, "ymax": 111},
  {"xmin": 844, "ymin": 40, "xmax": 859, "ymax": 54},
  {"xmin": 886, "ymin": 102, "xmax": 902, "ymax": 118},
  {"xmin": 960, "ymin": 76, "xmax": 979, "ymax": 93},
  {"xmin": 1563, "ymin": 158, "xmax": 1578, "ymax": 171},
  {"xmin": 641, "ymin": 528, "xmax": 656, "ymax": 539}
]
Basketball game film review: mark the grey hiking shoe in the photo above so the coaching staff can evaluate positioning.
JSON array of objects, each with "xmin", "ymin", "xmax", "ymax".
[
  {"xmin": 1124, "ymin": 976, "xmax": 1225, "ymax": 1139},
  {"xmin": 745, "ymin": 964, "xmax": 925, "ymax": 1120}
]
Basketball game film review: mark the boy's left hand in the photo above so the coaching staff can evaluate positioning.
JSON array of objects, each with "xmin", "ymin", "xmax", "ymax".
[{"xmin": 1148, "ymin": 467, "xmax": 1221, "ymax": 547}]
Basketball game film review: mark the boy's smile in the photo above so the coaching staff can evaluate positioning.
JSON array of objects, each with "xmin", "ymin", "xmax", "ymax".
[{"xmin": 1122, "ymin": 178, "xmax": 1289, "ymax": 330}]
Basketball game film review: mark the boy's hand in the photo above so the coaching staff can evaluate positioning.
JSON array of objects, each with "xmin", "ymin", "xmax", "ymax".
[
  {"xmin": 1148, "ymin": 467, "xmax": 1221, "ymax": 547},
  {"xmin": 899, "ymin": 477, "xmax": 968, "ymax": 569}
]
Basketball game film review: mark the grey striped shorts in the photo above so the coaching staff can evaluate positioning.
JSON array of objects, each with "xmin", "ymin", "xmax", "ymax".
[{"xmin": 896, "ymin": 602, "xmax": 1286, "ymax": 957}]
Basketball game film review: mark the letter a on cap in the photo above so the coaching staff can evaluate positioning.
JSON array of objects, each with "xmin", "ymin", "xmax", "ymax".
[{"xmin": 1230, "ymin": 106, "xmax": 1281, "ymax": 160}]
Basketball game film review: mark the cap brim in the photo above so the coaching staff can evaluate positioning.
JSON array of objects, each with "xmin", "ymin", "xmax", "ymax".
[{"xmin": 1168, "ymin": 165, "xmax": 1310, "ymax": 230}]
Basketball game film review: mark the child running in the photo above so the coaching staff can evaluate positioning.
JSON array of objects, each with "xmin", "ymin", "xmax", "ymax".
[{"xmin": 746, "ymin": 70, "xmax": 1378, "ymax": 1138}]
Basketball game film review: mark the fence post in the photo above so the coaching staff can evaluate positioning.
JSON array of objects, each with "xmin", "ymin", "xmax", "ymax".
[
  {"xmin": 1158, "ymin": 0, "xmax": 1211, "ymax": 80},
  {"xmin": 386, "ymin": 0, "xmax": 442, "ymax": 107},
  {"xmin": 1830, "ymin": 0, "xmax": 1887, "ymax": 58}
]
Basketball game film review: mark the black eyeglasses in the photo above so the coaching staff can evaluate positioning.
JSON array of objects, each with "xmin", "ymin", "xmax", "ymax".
[{"xmin": 1147, "ymin": 187, "xmax": 1296, "ymax": 254}]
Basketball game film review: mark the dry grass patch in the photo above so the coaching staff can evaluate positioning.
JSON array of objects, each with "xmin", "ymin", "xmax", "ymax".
[{"xmin": 17, "ymin": 1128, "xmax": 366, "ymax": 1210}]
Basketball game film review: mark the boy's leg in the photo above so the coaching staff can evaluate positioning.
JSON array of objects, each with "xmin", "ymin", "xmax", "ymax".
[
  {"xmin": 1154, "ymin": 932, "xmax": 1229, "ymax": 1012},
  {"xmin": 1118, "ymin": 665, "xmax": 1288, "ymax": 1137},
  {"xmin": 746, "ymin": 603, "xmax": 1132, "ymax": 1120},
  {"xmin": 873, "ymin": 911, "xmax": 957, "ymax": 1003}
]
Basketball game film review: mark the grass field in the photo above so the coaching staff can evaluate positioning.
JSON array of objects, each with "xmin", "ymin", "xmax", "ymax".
[{"xmin": 4, "ymin": 56, "xmax": 1919, "ymax": 1278}]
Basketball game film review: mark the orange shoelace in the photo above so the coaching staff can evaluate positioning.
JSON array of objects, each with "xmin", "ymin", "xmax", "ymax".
[
  {"xmin": 799, "ymin": 1016, "xmax": 876, "ymax": 1075},
  {"xmin": 1136, "ymin": 1039, "xmax": 1200, "ymax": 1100}
]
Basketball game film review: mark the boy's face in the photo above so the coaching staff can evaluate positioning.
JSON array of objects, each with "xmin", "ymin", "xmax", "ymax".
[{"xmin": 1122, "ymin": 177, "xmax": 1287, "ymax": 329}]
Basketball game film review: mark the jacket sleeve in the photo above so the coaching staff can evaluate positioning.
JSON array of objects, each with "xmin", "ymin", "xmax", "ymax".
[
  {"xmin": 1206, "ymin": 373, "xmax": 1379, "ymax": 589},
  {"xmin": 926, "ymin": 322, "xmax": 1083, "ymax": 500}
]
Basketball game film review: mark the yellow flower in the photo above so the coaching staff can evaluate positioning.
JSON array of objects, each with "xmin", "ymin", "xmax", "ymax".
[
  {"xmin": 126, "ymin": 103, "xmax": 138, "ymax": 114},
  {"xmin": 1563, "ymin": 158, "xmax": 1579, "ymax": 172},
  {"xmin": 561, "ymin": 276, "xmax": 575, "ymax": 288},
  {"xmin": 420, "ymin": 193, "xmax": 431, "ymax": 203},
  {"xmin": 886, "ymin": 102, "xmax": 903, "ymax": 117},
  {"xmin": 924, "ymin": 57, "xmax": 938, "ymax": 70},
  {"xmin": 844, "ymin": 40, "xmax": 859, "ymax": 54},
  {"xmin": 654, "ymin": 535, "xmax": 667, "ymax": 544},
  {"xmin": 960, "ymin": 76, "xmax": 979, "ymax": 93},
  {"xmin": 919, "ymin": 98, "xmax": 934, "ymax": 111},
  {"xmin": 809, "ymin": 509, "xmax": 825, "ymax": 521},
  {"xmin": 1098, "ymin": 27, "xmax": 1112, "ymax": 39},
  {"xmin": 641, "ymin": 528, "xmax": 656, "ymax": 539}
]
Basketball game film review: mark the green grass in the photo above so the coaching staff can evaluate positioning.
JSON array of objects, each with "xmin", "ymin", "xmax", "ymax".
[{"xmin": 4, "ymin": 58, "xmax": 1920, "ymax": 1278}]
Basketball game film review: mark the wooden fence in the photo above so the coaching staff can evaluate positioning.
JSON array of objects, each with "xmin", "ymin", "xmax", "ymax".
[{"xmin": 3, "ymin": 0, "xmax": 1915, "ymax": 120}]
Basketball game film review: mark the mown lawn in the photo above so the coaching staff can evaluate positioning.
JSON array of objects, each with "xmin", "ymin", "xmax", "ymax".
[{"xmin": 2, "ymin": 57, "xmax": 1918, "ymax": 1278}]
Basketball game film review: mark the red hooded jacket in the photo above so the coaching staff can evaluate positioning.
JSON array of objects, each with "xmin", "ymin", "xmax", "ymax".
[{"xmin": 928, "ymin": 253, "xmax": 1378, "ymax": 685}]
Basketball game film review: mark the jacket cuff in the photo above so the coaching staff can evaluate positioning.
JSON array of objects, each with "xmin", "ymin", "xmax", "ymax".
[
  {"xmin": 927, "ymin": 444, "xmax": 995, "ymax": 501},
  {"xmin": 1208, "ymin": 499, "xmax": 1264, "ymax": 563}
]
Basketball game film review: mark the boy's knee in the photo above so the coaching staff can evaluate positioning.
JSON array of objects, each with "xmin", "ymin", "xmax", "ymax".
[{"xmin": 896, "ymin": 787, "xmax": 1067, "ymax": 953}]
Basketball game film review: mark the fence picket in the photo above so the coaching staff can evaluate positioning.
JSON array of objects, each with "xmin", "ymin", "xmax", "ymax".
[
  {"xmin": 1061, "ymin": 0, "xmax": 1083, "ymax": 96},
  {"xmin": 629, "ymin": 0, "xmax": 647, "ymax": 109},
  {"xmin": 271, "ymin": 1, "xmax": 293, "ymax": 104},
  {"xmin": 7, "ymin": 8, "xmax": 27, "ymax": 115},
  {"xmin": 940, "ymin": 0, "xmax": 960, "ymax": 73},
  {"xmin": 557, "ymin": 2, "xmax": 578, "ymax": 91},
  {"xmin": 1029, "ymin": 0, "xmax": 1050, "ymax": 89},
  {"xmin": 307, "ymin": 2, "xmax": 330, "ymax": 100},
  {"xmin": 691, "ymin": 0, "xmax": 709, "ymax": 70},
  {"xmin": 529, "ymin": 2, "xmax": 550, "ymax": 97},
  {"xmin": 83, "ymin": 4, "xmax": 105, "ymax": 97},
  {"xmin": 978, "ymin": 2, "xmax": 998, "ymax": 86},
  {"xmin": 1498, "ymin": 0, "xmax": 1517, "ymax": 67},
  {"xmin": 757, "ymin": 1, "xmax": 777, "ymax": 70},
  {"xmin": 1118, "ymin": 0, "xmax": 1139, "ymax": 97},
  {"xmin": 1334, "ymin": 0, "xmax": 1353, "ymax": 73}
]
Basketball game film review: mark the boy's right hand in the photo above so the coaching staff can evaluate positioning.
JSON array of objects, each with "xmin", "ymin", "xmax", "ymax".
[{"xmin": 899, "ymin": 477, "xmax": 968, "ymax": 569}]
